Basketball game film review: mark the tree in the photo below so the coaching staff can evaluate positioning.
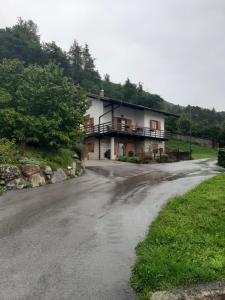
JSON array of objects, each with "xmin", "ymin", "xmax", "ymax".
[
  {"xmin": 82, "ymin": 43, "xmax": 100, "ymax": 83},
  {"xmin": 177, "ymin": 114, "xmax": 191, "ymax": 134},
  {"xmin": 0, "ymin": 59, "xmax": 88, "ymax": 148},
  {"xmin": 0, "ymin": 18, "xmax": 44, "ymax": 65},
  {"xmin": 123, "ymin": 78, "xmax": 137, "ymax": 100},
  {"xmin": 42, "ymin": 42, "xmax": 70, "ymax": 76},
  {"xmin": 68, "ymin": 40, "xmax": 83, "ymax": 83}
]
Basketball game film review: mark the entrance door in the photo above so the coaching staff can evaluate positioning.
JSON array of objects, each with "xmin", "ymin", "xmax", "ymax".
[
  {"xmin": 126, "ymin": 143, "xmax": 135, "ymax": 156},
  {"xmin": 118, "ymin": 143, "xmax": 125, "ymax": 156}
]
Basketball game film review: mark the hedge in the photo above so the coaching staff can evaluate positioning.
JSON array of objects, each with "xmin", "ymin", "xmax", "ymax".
[{"xmin": 218, "ymin": 149, "xmax": 225, "ymax": 167}]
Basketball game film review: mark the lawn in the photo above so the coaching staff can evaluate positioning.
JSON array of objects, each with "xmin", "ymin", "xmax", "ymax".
[
  {"xmin": 131, "ymin": 174, "xmax": 225, "ymax": 299},
  {"xmin": 166, "ymin": 140, "xmax": 218, "ymax": 159}
]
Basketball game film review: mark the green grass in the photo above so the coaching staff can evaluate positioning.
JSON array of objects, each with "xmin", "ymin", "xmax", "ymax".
[
  {"xmin": 131, "ymin": 174, "xmax": 225, "ymax": 298},
  {"xmin": 17, "ymin": 146, "xmax": 75, "ymax": 170},
  {"xmin": 166, "ymin": 140, "xmax": 218, "ymax": 159}
]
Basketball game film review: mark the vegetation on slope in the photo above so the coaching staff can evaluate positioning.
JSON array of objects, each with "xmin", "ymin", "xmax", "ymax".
[
  {"xmin": 0, "ymin": 138, "xmax": 75, "ymax": 170},
  {"xmin": 166, "ymin": 140, "xmax": 218, "ymax": 159},
  {"xmin": 131, "ymin": 174, "xmax": 225, "ymax": 299},
  {"xmin": 0, "ymin": 58, "xmax": 88, "ymax": 149}
]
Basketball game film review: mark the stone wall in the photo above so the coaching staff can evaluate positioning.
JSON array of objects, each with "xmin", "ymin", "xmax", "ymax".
[{"xmin": 85, "ymin": 137, "xmax": 111, "ymax": 160}]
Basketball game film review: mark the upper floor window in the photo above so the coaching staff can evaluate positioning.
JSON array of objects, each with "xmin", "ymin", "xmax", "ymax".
[
  {"xmin": 85, "ymin": 117, "xmax": 94, "ymax": 128},
  {"xmin": 150, "ymin": 120, "xmax": 161, "ymax": 130}
]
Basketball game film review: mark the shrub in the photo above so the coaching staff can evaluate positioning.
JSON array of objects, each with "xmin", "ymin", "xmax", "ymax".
[
  {"xmin": 218, "ymin": 149, "xmax": 225, "ymax": 167},
  {"xmin": 119, "ymin": 156, "xmax": 141, "ymax": 164},
  {"xmin": 0, "ymin": 138, "xmax": 17, "ymax": 163}
]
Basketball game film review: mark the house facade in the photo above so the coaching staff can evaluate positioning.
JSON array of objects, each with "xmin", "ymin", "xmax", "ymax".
[{"xmin": 83, "ymin": 92, "xmax": 177, "ymax": 160}]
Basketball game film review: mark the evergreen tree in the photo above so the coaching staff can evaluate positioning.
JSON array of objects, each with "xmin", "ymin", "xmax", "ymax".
[
  {"xmin": 68, "ymin": 40, "xmax": 83, "ymax": 83},
  {"xmin": 42, "ymin": 42, "xmax": 70, "ymax": 76}
]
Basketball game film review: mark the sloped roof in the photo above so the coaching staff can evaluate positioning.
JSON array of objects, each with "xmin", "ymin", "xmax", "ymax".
[{"xmin": 87, "ymin": 93, "xmax": 179, "ymax": 118}]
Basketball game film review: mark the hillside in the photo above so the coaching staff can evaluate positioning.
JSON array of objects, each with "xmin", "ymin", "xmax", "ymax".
[
  {"xmin": 166, "ymin": 140, "xmax": 218, "ymax": 160},
  {"xmin": 0, "ymin": 18, "xmax": 224, "ymax": 146}
]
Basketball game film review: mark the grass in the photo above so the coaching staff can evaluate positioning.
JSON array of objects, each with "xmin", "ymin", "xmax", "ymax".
[
  {"xmin": 131, "ymin": 174, "xmax": 225, "ymax": 299},
  {"xmin": 17, "ymin": 146, "xmax": 75, "ymax": 170},
  {"xmin": 166, "ymin": 140, "xmax": 218, "ymax": 159}
]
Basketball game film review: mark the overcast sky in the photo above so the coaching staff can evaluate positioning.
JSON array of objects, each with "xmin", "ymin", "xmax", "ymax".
[{"xmin": 1, "ymin": 0, "xmax": 225, "ymax": 111}]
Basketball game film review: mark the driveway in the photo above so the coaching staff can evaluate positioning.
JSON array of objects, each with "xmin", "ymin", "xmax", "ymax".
[{"xmin": 0, "ymin": 159, "xmax": 223, "ymax": 300}]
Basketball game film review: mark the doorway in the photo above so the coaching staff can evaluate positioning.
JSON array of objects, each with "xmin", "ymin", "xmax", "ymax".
[{"xmin": 118, "ymin": 143, "xmax": 125, "ymax": 156}]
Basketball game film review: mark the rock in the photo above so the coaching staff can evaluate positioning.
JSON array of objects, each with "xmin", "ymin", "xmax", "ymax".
[
  {"xmin": 0, "ymin": 165, "xmax": 21, "ymax": 182},
  {"xmin": 46, "ymin": 174, "xmax": 52, "ymax": 180},
  {"xmin": 67, "ymin": 162, "xmax": 76, "ymax": 177},
  {"xmin": 44, "ymin": 166, "xmax": 53, "ymax": 175},
  {"xmin": 6, "ymin": 177, "xmax": 27, "ymax": 190},
  {"xmin": 73, "ymin": 153, "xmax": 79, "ymax": 159},
  {"xmin": 51, "ymin": 168, "xmax": 67, "ymax": 184},
  {"xmin": 30, "ymin": 173, "xmax": 46, "ymax": 188},
  {"xmin": 72, "ymin": 162, "xmax": 76, "ymax": 170},
  {"xmin": 22, "ymin": 164, "xmax": 40, "ymax": 178},
  {"xmin": 0, "ymin": 180, "xmax": 5, "ymax": 186}
]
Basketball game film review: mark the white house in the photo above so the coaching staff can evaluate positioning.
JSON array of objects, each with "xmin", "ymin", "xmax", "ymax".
[{"xmin": 83, "ymin": 92, "xmax": 178, "ymax": 160}]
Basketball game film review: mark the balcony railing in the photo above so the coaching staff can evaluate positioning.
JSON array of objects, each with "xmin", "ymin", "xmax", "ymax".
[{"xmin": 84, "ymin": 121, "xmax": 169, "ymax": 139}]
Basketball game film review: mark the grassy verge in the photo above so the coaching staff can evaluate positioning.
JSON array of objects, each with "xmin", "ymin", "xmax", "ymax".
[
  {"xmin": 131, "ymin": 174, "xmax": 225, "ymax": 299},
  {"xmin": 166, "ymin": 140, "xmax": 218, "ymax": 159}
]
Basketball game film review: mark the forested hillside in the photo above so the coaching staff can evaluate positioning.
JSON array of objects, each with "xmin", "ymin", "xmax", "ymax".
[{"xmin": 0, "ymin": 19, "xmax": 224, "ymax": 146}]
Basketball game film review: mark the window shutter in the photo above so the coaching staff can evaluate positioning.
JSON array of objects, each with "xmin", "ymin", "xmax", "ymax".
[{"xmin": 157, "ymin": 121, "xmax": 161, "ymax": 130}]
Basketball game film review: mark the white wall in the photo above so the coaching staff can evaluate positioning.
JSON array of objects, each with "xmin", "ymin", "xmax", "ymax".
[
  {"xmin": 144, "ymin": 111, "xmax": 165, "ymax": 130},
  {"xmin": 86, "ymin": 98, "xmax": 103, "ymax": 125},
  {"xmin": 113, "ymin": 106, "xmax": 144, "ymax": 126},
  {"xmin": 86, "ymin": 98, "xmax": 165, "ymax": 130}
]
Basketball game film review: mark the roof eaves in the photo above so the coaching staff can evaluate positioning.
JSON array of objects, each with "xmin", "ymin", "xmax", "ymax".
[{"xmin": 87, "ymin": 93, "xmax": 179, "ymax": 118}]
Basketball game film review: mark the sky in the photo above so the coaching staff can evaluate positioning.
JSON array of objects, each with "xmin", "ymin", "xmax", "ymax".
[{"xmin": 1, "ymin": 0, "xmax": 225, "ymax": 111}]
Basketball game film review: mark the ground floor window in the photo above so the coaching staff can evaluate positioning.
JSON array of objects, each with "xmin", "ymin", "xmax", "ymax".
[{"xmin": 88, "ymin": 142, "xmax": 95, "ymax": 153}]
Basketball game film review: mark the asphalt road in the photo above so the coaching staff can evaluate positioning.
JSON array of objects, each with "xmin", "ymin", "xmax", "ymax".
[{"xmin": 0, "ymin": 159, "xmax": 223, "ymax": 300}]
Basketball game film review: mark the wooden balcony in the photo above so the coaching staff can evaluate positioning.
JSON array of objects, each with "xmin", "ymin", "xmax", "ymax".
[{"xmin": 84, "ymin": 121, "xmax": 169, "ymax": 140}]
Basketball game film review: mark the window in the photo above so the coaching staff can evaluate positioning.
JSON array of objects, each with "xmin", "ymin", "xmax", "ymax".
[
  {"xmin": 150, "ymin": 120, "xmax": 161, "ymax": 130},
  {"xmin": 88, "ymin": 143, "xmax": 94, "ymax": 153},
  {"xmin": 85, "ymin": 117, "xmax": 94, "ymax": 127}
]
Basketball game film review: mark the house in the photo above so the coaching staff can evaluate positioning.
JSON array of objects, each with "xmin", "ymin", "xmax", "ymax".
[{"xmin": 83, "ymin": 91, "xmax": 178, "ymax": 160}]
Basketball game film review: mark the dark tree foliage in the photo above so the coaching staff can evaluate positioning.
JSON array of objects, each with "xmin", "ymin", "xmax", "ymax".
[
  {"xmin": 0, "ymin": 18, "xmax": 44, "ymax": 65},
  {"xmin": 0, "ymin": 59, "xmax": 88, "ymax": 148},
  {"xmin": 42, "ymin": 42, "xmax": 71, "ymax": 76}
]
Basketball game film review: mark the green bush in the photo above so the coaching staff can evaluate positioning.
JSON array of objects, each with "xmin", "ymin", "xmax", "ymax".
[
  {"xmin": 119, "ymin": 156, "xmax": 141, "ymax": 164},
  {"xmin": 0, "ymin": 138, "xmax": 17, "ymax": 163},
  {"xmin": 218, "ymin": 149, "xmax": 225, "ymax": 167}
]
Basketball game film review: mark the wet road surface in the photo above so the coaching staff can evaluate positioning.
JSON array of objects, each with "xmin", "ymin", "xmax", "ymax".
[{"xmin": 0, "ymin": 159, "xmax": 223, "ymax": 300}]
